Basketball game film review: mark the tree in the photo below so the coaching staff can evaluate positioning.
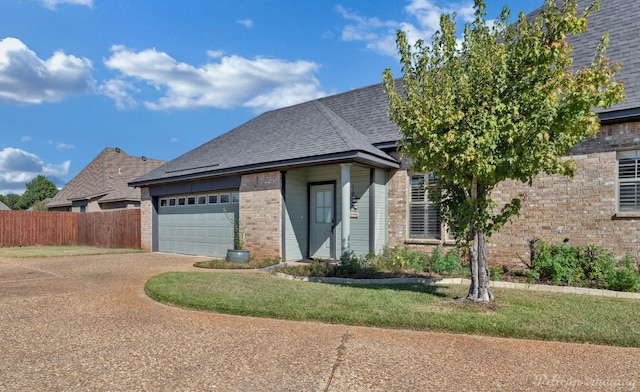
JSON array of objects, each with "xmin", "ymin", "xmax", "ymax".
[
  {"xmin": 16, "ymin": 175, "xmax": 59, "ymax": 210},
  {"xmin": 0, "ymin": 193, "xmax": 20, "ymax": 210},
  {"xmin": 383, "ymin": 0, "xmax": 624, "ymax": 301}
]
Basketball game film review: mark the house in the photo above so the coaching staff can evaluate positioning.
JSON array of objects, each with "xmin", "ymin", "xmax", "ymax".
[
  {"xmin": 47, "ymin": 147, "xmax": 165, "ymax": 212},
  {"xmin": 131, "ymin": 0, "xmax": 640, "ymax": 263},
  {"xmin": 0, "ymin": 200, "xmax": 9, "ymax": 210}
]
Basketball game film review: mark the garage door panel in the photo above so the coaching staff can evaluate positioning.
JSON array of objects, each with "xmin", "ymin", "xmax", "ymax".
[{"xmin": 158, "ymin": 204, "xmax": 237, "ymax": 258}]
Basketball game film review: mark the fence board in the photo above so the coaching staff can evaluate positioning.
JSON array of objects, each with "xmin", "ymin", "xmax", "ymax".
[{"xmin": 0, "ymin": 209, "xmax": 140, "ymax": 249}]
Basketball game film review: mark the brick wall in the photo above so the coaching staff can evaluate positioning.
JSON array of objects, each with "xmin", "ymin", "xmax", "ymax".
[
  {"xmin": 140, "ymin": 187, "xmax": 152, "ymax": 250},
  {"xmin": 239, "ymin": 171, "xmax": 282, "ymax": 260},
  {"xmin": 387, "ymin": 169, "xmax": 408, "ymax": 248},
  {"xmin": 488, "ymin": 120, "xmax": 640, "ymax": 266},
  {"xmin": 385, "ymin": 120, "xmax": 640, "ymax": 265}
]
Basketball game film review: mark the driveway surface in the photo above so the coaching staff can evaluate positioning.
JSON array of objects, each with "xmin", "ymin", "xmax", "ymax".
[{"xmin": 0, "ymin": 253, "xmax": 638, "ymax": 391}]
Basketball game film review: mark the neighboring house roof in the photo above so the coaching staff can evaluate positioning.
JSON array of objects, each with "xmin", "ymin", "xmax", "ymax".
[
  {"xmin": 130, "ymin": 83, "xmax": 401, "ymax": 187},
  {"xmin": 47, "ymin": 147, "xmax": 165, "ymax": 208},
  {"xmin": 0, "ymin": 200, "xmax": 9, "ymax": 210},
  {"xmin": 131, "ymin": 0, "xmax": 638, "ymax": 188}
]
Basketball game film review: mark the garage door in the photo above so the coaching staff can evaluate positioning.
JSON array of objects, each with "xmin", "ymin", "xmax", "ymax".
[{"xmin": 157, "ymin": 194, "xmax": 239, "ymax": 258}]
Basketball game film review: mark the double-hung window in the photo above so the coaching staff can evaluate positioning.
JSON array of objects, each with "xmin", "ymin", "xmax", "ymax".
[
  {"xmin": 618, "ymin": 150, "xmax": 640, "ymax": 211},
  {"xmin": 409, "ymin": 173, "xmax": 441, "ymax": 239}
]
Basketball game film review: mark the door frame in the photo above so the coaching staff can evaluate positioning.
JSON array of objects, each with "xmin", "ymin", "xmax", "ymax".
[{"xmin": 307, "ymin": 181, "xmax": 337, "ymax": 259}]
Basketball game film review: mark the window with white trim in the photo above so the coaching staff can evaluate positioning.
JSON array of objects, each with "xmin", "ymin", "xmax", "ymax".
[
  {"xmin": 618, "ymin": 150, "xmax": 640, "ymax": 211},
  {"xmin": 409, "ymin": 173, "xmax": 441, "ymax": 239}
]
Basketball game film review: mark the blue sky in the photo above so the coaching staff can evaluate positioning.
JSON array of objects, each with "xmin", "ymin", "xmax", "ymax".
[{"xmin": 0, "ymin": 0, "xmax": 542, "ymax": 195}]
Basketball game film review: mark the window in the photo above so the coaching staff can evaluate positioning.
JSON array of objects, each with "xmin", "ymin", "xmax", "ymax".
[
  {"xmin": 208, "ymin": 194, "xmax": 218, "ymax": 204},
  {"xmin": 197, "ymin": 196, "xmax": 207, "ymax": 205},
  {"xmin": 187, "ymin": 196, "xmax": 196, "ymax": 206},
  {"xmin": 220, "ymin": 193, "xmax": 230, "ymax": 204},
  {"xmin": 618, "ymin": 150, "xmax": 640, "ymax": 211},
  {"xmin": 178, "ymin": 197, "xmax": 186, "ymax": 206},
  {"xmin": 409, "ymin": 173, "xmax": 441, "ymax": 239},
  {"xmin": 231, "ymin": 192, "xmax": 240, "ymax": 203},
  {"xmin": 169, "ymin": 198, "xmax": 176, "ymax": 206},
  {"xmin": 160, "ymin": 199, "xmax": 168, "ymax": 207}
]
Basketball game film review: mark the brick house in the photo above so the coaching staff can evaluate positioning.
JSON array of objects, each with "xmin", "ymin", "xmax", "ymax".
[
  {"xmin": 130, "ymin": 0, "xmax": 640, "ymax": 263},
  {"xmin": 47, "ymin": 147, "xmax": 164, "ymax": 212}
]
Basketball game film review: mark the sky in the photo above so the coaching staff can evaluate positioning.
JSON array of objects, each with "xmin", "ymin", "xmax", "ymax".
[{"xmin": 0, "ymin": 0, "xmax": 542, "ymax": 195}]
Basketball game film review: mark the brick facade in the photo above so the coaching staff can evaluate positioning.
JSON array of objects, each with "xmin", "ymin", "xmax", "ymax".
[
  {"xmin": 387, "ymin": 169, "xmax": 407, "ymax": 248},
  {"xmin": 139, "ymin": 187, "xmax": 152, "ymax": 251},
  {"xmin": 239, "ymin": 171, "xmax": 282, "ymax": 260},
  {"xmin": 487, "ymin": 120, "xmax": 640, "ymax": 265},
  {"xmin": 385, "ymin": 120, "xmax": 640, "ymax": 265}
]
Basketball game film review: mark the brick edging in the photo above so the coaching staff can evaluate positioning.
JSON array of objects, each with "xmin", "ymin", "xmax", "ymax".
[{"xmin": 267, "ymin": 271, "xmax": 640, "ymax": 299}]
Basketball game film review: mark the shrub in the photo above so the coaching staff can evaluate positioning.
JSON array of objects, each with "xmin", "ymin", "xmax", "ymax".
[
  {"xmin": 430, "ymin": 247, "xmax": 461, "ymax": 276},
  {"xmin": 527, "ymin": 240, "xmax": 640, "ymax": 292}
]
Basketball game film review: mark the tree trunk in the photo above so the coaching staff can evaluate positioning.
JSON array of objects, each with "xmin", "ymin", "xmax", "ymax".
[
  {"xmin": 467, "ymin": 177, "xmax": 494, "ymax": 301},
  {"xmin": 467, "ymin": 231, "xmax": 494, "ymax": 302}
]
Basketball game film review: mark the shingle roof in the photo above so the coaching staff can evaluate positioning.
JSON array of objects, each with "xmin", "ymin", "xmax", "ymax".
[
  {"xmin": 130, "ymin": 84, "xmax": 400, "ymax": 186},
  {"xmin": 47, "ymin": 148, "xmax": 165, "ymax": 208},
  {"xmin": 0, "ymin": 200, "xmax": 9, "ymax": 210},
  {"xmin": 533, "ymin": 0, "xmax": 640, "ymax": 113}
]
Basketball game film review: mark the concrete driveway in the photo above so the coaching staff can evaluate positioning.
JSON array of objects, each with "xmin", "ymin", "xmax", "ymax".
[{"xmin": 0, "ymin": 253, "xmax": 638, "ymax": 391}]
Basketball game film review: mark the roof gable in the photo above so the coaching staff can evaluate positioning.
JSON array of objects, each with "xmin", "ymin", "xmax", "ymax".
[
  {"xmin": 47, "ymin": 148, "xmax": 165, "ymax": 208},
  {"xmin": 131, "ymin": 91, "xmax": 399, "ymax": 186}
]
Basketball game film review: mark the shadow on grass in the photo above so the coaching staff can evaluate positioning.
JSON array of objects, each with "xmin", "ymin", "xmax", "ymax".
[{"xmin": 336, "ymin": 282, "xmax": 452, "ymax": 298}]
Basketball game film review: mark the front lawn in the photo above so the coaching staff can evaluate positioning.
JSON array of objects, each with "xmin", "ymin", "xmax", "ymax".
[
  {"xmin": 145, "ymin": 271, "xmax": 640, "ymax": 347},
  {"xmin": 0, "ymin": 246, "xmax": 144, "ymax": 258}
]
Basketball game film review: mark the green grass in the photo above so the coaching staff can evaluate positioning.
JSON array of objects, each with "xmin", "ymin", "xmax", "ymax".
[
  {"xmin": 193, "ymin": 258, "xmax": 280, "ymax": 269},
  {"xmin": 0, "ymin": 246, "xmax": 144, "ymax": 258},
  {"xmin": 145, "ymin": 271, "xmax": 640, "ymax": 347}
]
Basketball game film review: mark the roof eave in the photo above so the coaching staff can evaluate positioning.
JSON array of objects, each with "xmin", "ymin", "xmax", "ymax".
[
  {"xmin": 129, "ymin": 151, "xmax": 399, "ymax": 188},
  {"xmin": 599, "ymin": 107, "xmax": 640, "ymax": 125}
]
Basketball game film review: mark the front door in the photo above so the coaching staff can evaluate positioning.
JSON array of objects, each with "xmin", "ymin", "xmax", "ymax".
[{"xmin": 310, "ymin": 184, "xmax": 335, "ymax": 259}]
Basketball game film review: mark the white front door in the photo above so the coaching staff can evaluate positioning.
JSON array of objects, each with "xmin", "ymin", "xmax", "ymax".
[{"xmin": 310, "ymin": 184, "xmax": 335, "ymax": 258}]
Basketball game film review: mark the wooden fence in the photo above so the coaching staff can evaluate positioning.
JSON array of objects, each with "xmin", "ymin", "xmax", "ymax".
[{"xmin": 0, "ymin": 209, "xmax": 141, "ymax": 249}]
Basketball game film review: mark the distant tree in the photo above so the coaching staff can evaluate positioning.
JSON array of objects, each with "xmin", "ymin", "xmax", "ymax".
[
  {"xmin": 383, "ymin": 0, "xmax": 624, "ymax": 301},
  {"xmin": 16, "ymin": 175, "xmax": 59, "ymax": 210},
  {"xmin": 0, "ymin": 194, "xmax": 21, "ymax": 210}
]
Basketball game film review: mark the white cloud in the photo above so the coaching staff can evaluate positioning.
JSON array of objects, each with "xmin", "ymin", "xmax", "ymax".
[
  {"xmin": 102, "ymin": 45, "xmax": 326, "ymax": 112},
  {"xmin": 0, "ymin": 147, "xmax": 69, "ymax": 194},
  {"xmin": 99, "ymin": 78, "xmax": 138, "ymax": 109},
  {"xmin": 0, "ymin": 37, "xmax": 94, "ymax": 104},
  {"xmin": 36, "ymin": 0, "xmax": 93, "ymax": 10},
  {"xmin": 169, "ymin": 137, "xmax": 179, "ymax": 143},
  {"xmin": 237, "ymin": 19, "xmax": 253, "ymax": 28},
  {"xmin": 21, "ymin": 136, "xmax": 32, "ymax": 142},
  {"xmin": 337, "ymin": 0, "xmax": 475, "ymax": 57}
]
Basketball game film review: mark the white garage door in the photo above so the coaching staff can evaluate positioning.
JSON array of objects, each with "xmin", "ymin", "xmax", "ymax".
[{"xmin": 157, "ymin": 193, "xmax": 239, "ymax": 258}]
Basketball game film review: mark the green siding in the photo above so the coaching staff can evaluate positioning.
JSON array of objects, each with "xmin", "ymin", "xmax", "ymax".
[
  {"xmin": 284, "ymin": 170, "xmax": 308, "ymax": 260},
  {"xmin": 282, "ymin": 165, "xmax": 389, "ymax": 260},
  {"xmin": 374, "ymin": 169, "xmax": 388, "ymax": 253}
]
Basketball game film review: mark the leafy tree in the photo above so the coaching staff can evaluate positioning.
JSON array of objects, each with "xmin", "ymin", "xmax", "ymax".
[
  {"xmin": 0, "ymin": 193, "xmax": 21, "ymax": 210},
  {"xmin": 383, "ymin": 0, "xmax": 624, "ymax": 301},
  {"xmin": 15, "ymin": 175, "xmax": 59, "ymax": 210}
]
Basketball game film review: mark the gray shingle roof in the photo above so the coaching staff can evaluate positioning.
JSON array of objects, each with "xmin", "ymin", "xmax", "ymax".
[
  {"xmin": 533, "ymin": 0, "xmax": 640, "ymax": 113},
  {"xmin": 47, "ymin": 148, "xmax": 165, "ymax": 208},
  {"xmin": 0, "ymin": 200, "xmax": 9, "ymax": 210},
  {"xmin": 130, "ymin": 84, "xmax": 400, "ymax": 186}
]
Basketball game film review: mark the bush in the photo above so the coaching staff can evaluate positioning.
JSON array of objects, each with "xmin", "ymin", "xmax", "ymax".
[
  {"xmin": 527, "ymin": 240, "xmax": 640, "ymax": 292},
  {"xmin": 430, "ymin": 247, "xmax": 462, "ymax": 276}
]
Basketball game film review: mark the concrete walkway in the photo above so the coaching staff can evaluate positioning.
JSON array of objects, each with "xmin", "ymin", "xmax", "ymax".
[{"xmin": 0, "ymin": 253, "xmax": 638, "ymax": 391}]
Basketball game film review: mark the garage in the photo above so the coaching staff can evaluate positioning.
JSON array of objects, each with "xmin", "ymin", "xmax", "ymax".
[{"xmin": 157, "ymin": 192, "xmax": 239, "ymax": 258}]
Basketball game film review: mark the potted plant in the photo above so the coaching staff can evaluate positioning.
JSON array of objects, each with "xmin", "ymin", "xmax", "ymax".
[{"xmin": 224, "ymin": 209, "xmax": 250, "ymax": 263}]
